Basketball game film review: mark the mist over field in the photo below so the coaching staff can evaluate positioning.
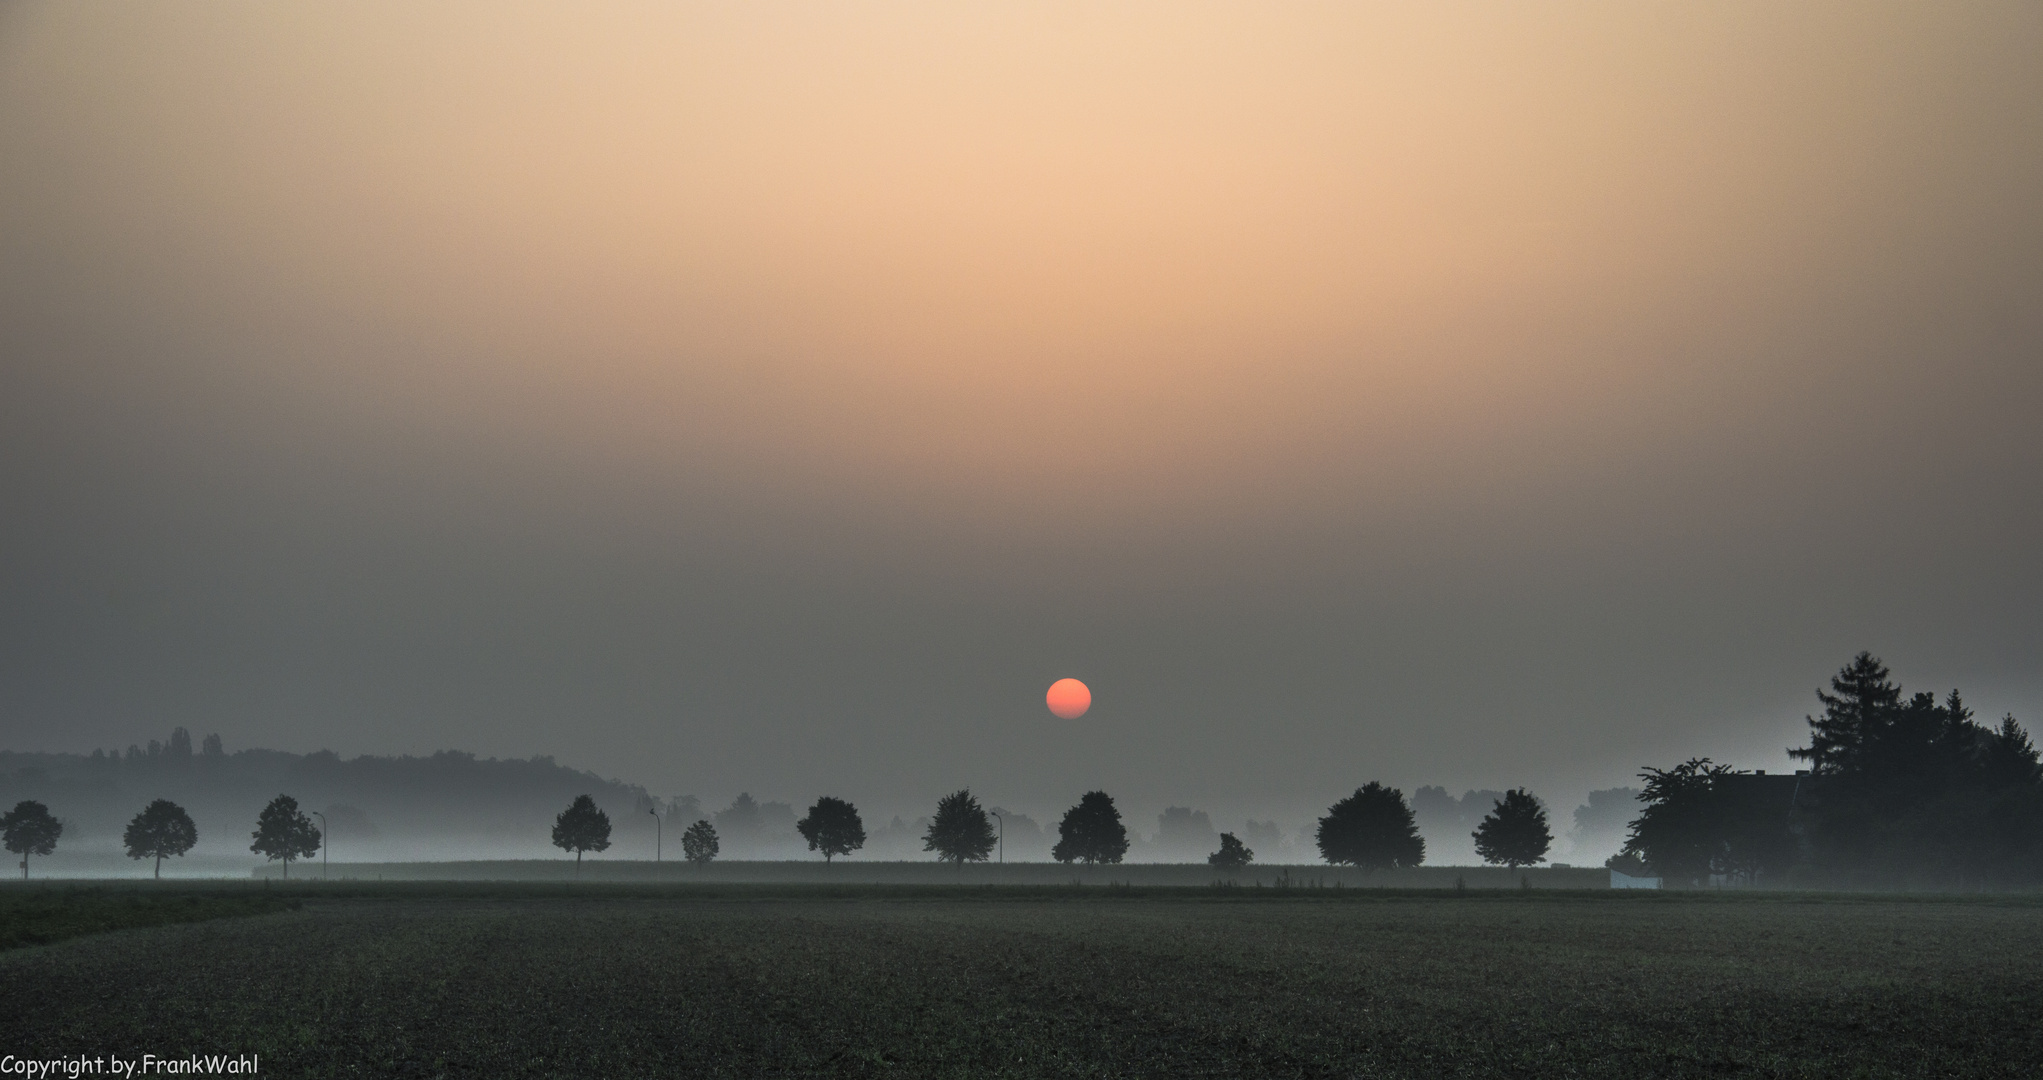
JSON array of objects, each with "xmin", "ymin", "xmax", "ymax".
[{"xmin": 0, "ymin": 732, "xmax": 1644, "ymax": 875}]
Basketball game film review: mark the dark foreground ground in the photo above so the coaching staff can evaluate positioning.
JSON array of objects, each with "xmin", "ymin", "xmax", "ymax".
[{"xmin": 4, "ymin": 884, "xmax": 2041, "ymax": 1078}]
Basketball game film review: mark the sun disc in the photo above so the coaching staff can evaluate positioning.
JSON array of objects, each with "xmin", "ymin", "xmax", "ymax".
[{"xmin": 1046, "ymin": 678, "xmax": 1091, "ymax": 719}]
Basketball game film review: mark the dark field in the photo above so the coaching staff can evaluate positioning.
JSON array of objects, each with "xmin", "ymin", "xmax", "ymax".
[
  {"xmin": 0, "ymin": 886, "xmax": 298, "ymax": 951},
  {"xmin": 4, "ymin": 885, "xmax": 2042, "ymax": 1078}
]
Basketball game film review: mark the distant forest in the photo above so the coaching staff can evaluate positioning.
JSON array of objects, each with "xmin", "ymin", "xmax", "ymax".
[{"xmin": 0, "ymin": 739, "xmax": 661, "ymax": 862}]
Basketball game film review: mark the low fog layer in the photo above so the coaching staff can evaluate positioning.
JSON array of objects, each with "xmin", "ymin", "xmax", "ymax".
[{"xmin": 0, "ymin": 734, "xmax": 1642, "ymax": 876}]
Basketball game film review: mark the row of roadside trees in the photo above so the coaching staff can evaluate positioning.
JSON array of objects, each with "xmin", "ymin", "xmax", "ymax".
[
  {"xmin": 0, "ymin": 794, "xmax": 327, "ymax": 879},
  {"xmin": 1, "ymin": 779, "xmax": 1562, "ymax": 879},
  {"xmin": 540, "ymin": 784, "xmax": 1559, "ymax": 873}
]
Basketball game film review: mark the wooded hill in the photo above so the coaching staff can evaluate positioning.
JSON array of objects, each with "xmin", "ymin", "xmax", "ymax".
[{"xmin": 0, "ymin": 737, "xmax": 659, "ymax": 863}]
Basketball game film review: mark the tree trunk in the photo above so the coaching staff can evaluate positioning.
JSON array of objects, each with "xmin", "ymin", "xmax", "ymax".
[
  {"xmin": 19, "ymin": 855, "xmax": 25, "ymax": 881},
  {"xmin": 155, "ymin": 854, "xmax": 162, "ymax": 879},
  {"xmin": 576, "ymin": 849, "xmax": 582, "ymax": 877},
  {"xmin": 283, "ymin": 857, "xmax": 289, "ymax": 881}
]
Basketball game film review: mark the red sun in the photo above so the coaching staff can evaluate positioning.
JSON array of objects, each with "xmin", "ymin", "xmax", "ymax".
[{"xmin": 1046, "ymin": 678, "xmax": 1091, "ymax": 719}]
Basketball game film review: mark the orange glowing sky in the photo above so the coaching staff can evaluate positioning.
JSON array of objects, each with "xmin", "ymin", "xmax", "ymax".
[
  {"xmin": 2, "ymin": 2, "xmax": 2039, "ymax": 814},
  {"xmin": 13, "ymin": 1, "xmax": 2031, "ymax": 534}
]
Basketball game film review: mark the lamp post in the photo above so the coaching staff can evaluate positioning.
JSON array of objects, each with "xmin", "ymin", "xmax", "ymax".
[
  {"xmin": 312, "ymin": 811, "xmax": 328, "ymax": 880},
  {"xmin": 650, "ymin": 807, "xmax": 662, "ymax": 863},
  {"xmin": 990, "ymin": 810, "xmax": 1003, "ymax": 865}
]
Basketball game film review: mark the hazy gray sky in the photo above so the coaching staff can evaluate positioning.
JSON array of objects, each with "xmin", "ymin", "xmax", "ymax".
[{"xmin": 3, "ymin": 2, "xmax": 2039, "ymax": 827}]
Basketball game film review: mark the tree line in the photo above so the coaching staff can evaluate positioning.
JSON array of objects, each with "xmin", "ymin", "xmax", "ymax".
[
  {"xmin": 20, "ymin": 653, "xmax": 2007, "ymax": 886},
  {"xmin": 541, "ymin": 783, "xmax": 1556, "ymax": 874},
  {"xmin": 533, "ymin": 654, "xmax": 2043, "ymax": 886},
  {"xmin": 1618, "ymin": 653, "xmax": 2042, "ymax": 887},
  {"xmin": 0, "ymin": 793, "xmax": 327, "ymax": 879},
  {"xmin": 4, "ymin": 778, "xmax": 1561, "ymax": 878}
]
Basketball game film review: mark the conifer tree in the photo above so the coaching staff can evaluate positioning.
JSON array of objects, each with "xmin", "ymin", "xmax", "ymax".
[{"xmin": 1790, "ymin": 652, "xmax": 1902, "ymax": 774}]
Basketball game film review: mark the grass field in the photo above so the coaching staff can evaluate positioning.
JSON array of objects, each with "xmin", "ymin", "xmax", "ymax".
[{"xmin": 3, "ymin": 884, "xmax": 2040, "ymax": 1078}]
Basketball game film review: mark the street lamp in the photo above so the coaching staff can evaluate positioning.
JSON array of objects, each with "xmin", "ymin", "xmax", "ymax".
[
  {"xmin": 650, "ymin": 807, "xmax": 662, "ymax": 863},
  {"xmin": 312, "ymin": 811, "xmax": 328, "ymax": 880}
]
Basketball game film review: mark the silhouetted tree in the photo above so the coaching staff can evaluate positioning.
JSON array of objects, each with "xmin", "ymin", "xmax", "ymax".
[
  {"xmin": 124, "ymin": 799, "xmax": 198, "ymax": 879},
  {"xmin": 1473, "ymin": 789, "xmax": 1552, "ymax": 869},
  {"xmin": 1, "ymin": 800, "xmax": 62, "ymax": 881},
  {"xmin": 1604, "ymin": 851, "xmax": 1650, "ymax": 877},
  {"xmin": 681, "ymin": 819, "xmax": 719, "ymax": 865},
  {"xmin": 1783, "ymin": 654, "xmax": 2043, "ymax": 884},
  {"xmin": 1622, "ymin": 759, "xmax": 1733, "ymax": 886},
  {"xmin": 167, "ymin": 727, "xmax": 193, "ymax": 759},
  {"xmin": 1790, "ymin": 652, "xmax": 1904, "ymax": 775},
  {"xmin": 201, "ymin": 733, "xmax": 224, "ymax": 757},
  {"xmin": 250, "ymin": 794, "xmax": 321, "ymax": 880},
  {"xmin": 797, "ymin": 796, "xmax": 866, "ymax": 863},
  {"xmin": 1052, "ymin": 791, "xmax": 1130, "ymax": 864},
  {"xmin": 552, "ymin": 794, "xmax": 612, "ymax": 873},
  {"xmin": 923, "ymin": 789, "xmax": 996, "ymax": 865},
  {"xmin": 1985, "ymin": 714, "xmax": 2043, "ymax": 788},
  {"xmin": 1621, "ymin": 758, "xmax": 1801, "ymax": 886},
  {"xmin": 1316, "ymin": 783, "xmax": 1424, "ymax": 870},
  {"xmin": 1208, "ymin": 832, "xmax": 1253, "ymax": 872}
]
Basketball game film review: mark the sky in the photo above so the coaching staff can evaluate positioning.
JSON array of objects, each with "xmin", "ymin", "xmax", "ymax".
[{"xmin": 3, "ymin": 1, "xmax": 2040, "ymax": 833}]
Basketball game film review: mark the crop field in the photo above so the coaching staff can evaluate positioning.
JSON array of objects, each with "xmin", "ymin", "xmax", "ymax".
[
  {"xmin": 0, "ymin": 886, "xmax": 299, "ymax": 950},
  {"xmin": 4, "ymin": 884, "xmax": 2042, "ymax": 1078}
]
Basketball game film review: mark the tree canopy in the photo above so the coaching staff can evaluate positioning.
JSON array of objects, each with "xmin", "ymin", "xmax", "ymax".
[
  {"xmin": 250, "ymin": 794, "xmax": 321, "ymax": 879},
  {"xmin": 1, "ymin": 800, "xmax": 62, "ymax": 880},
  {"xmin": 1052, "ymin": 791, "xmax": 1130, "ymax": 865},
  {"xmin": 797, "ymin": 796, "xmax": 866, "ymax": 863},
  {"xmin": 681, "ymin": 819, "xmax": 719, "ymax": 865},
  {"xmin": 552, "ymin": 794, "xmax": 612, "ymax": 870},
  {"xmin": 1625, "ymin": 759, "xmax": 1812, "ymax": 885},
  {"xmin": 1622, "ymin": 653, "xmax": 2043, "ymax": 887},
  {"xmin": 124, "ymin": 799, "xmax": 199, "ymax": 879},
  {"xmin": 1316, "ymin": 783, "xmax": 1424, "ymax": 870},
  {"xmin": 1790, "ymin": 651, "xmax": 1905, "ymax": 776},
  {"xmin": 1782, "ymin": 654, "xmax": 2043, "ymax": 884},
  {"xmin": 1472, "ymin": 789, "xmax": 1552, "ymax": 869},
  {"xmin": 923, "ymin": 789, "xmax": 996, "ymax": 865},
  {"xmin": 1208, "ymin": 832, "xmax": 1253, "ymax": 872}
]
